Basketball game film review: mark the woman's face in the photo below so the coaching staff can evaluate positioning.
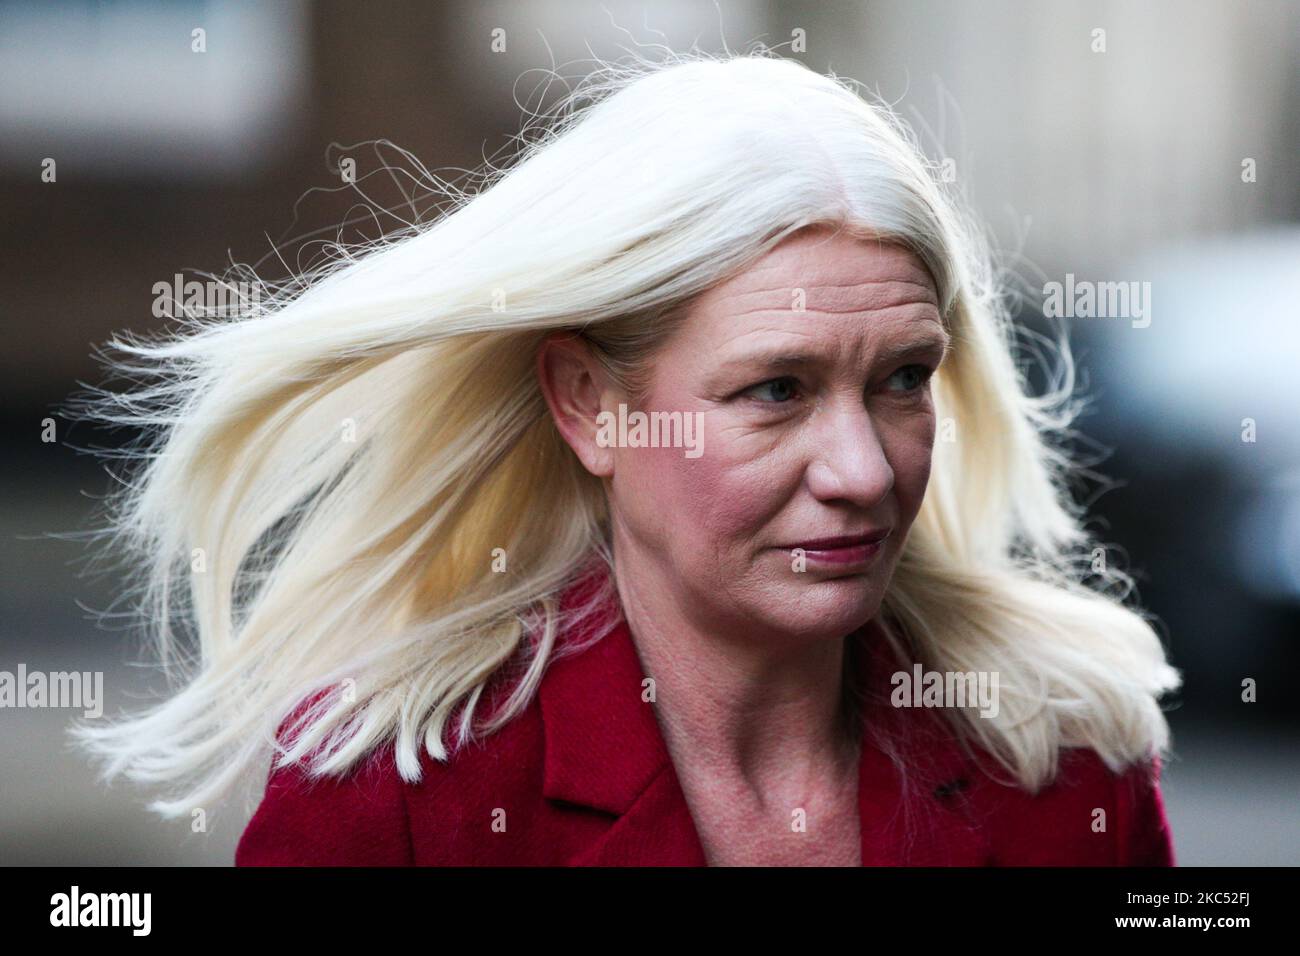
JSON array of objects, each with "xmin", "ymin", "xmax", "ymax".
[{"xmin": 548, "ymin": 226, "xmax": 951, "ymax": 642}]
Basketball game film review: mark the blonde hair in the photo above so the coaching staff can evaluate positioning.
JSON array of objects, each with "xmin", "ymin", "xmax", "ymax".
[{"xmin": 68, "ymin": 49, "xmax": 1180, "ymax": 817}]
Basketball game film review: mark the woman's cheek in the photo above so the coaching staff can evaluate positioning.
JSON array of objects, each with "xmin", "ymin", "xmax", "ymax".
[
  {"xmin": 615, "ymin": 446, "xmax": 681, "ymax": 525},
  {"xmin": 886, "ymin": 417, "xmax": 937, "ymax": 515},
  {"xmin": 673, "ymin": 450, "xmax": 744, "ymax": 535},
  {"xmin": 693, "ymin": 416, "xmax": 805, "ymax": 536},
  {"xmin": 894, "ymin": 434, "xmax": 935, "ymax": 515},
  {"xmin": 614, "ymin": 444, "xmax": 728, "ymax": 551}
]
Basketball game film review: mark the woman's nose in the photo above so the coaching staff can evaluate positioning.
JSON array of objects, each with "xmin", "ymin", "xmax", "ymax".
[{"xmin": 803, "ymin": 405, "xmax": 895, "ymax": 507}]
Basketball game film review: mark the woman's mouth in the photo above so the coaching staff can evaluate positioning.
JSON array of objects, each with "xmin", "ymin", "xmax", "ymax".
[{"xmin": 785, "ymin": 530, "xmax": 892, "ymax": 567}]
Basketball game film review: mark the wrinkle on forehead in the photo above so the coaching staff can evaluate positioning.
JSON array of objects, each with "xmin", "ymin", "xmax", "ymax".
[
  {"xmin": 720, "ymin": 283, "xmax": 940, "ymax": 320},
  {"xmin": 698, "ymin": 239, "xmax": 940, "ymax": 319}
]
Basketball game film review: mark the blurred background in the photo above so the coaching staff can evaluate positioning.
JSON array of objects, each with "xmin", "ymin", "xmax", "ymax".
[{"xmin": 1, "ymin": 0, "xmax": 1296, "ymax": 865}]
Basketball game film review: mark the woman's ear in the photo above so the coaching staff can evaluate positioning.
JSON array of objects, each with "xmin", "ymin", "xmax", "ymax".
[{"xmin": 535, "ymin": 331, "xmax": 618, "ymax": 478}]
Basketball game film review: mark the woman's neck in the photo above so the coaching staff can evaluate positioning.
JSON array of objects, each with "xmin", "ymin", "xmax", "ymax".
[{"xmin": 611, "ymin": 550, "xmax": 861, "ymax": 804}]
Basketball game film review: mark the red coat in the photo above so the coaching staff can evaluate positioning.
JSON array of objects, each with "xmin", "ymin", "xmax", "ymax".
[{"xmin": 236, "ymin": 569, "xmax": 1176, "ymax": 866}]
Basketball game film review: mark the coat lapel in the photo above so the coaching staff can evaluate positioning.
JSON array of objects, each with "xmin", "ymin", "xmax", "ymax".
[
  {"xmin": 538, "ymin": 566, "xmax": 992, "ymax": 866},
  {"xmin": 537, "ymin": 565, "xmax": 707, "ymax": 865},
  {"xmin": 853, "ymin": 627, "xmax": 994, "ymax": 865}
]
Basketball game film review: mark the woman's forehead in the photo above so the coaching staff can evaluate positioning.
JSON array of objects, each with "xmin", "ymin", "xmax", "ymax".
[{"xmin": 698, "ymin": 234, "xmax": 939, "ymax": 315}]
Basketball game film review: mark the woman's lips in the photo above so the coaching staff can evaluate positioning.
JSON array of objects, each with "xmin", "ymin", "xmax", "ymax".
[{"xmin": 787, "ymin": 531, "xmax": 891, "ymax": 567}]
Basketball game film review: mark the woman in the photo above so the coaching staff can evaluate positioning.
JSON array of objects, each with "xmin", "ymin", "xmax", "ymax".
[{"xmin": 71, "ymin": 52, "xmax": 1181, "ymax": 866}]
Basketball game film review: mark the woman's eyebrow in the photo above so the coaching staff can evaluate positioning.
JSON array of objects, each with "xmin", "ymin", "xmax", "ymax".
[
  {"xmin": 722, "ymin": 329, "xmax": 951, "ymax": 372},
  {"xmin": 873, "ymin": 329, "xmax": 952, "ymax": 366},
  {"xmin": 723, "ymin": 349, "xmax": 823, "ymax": 372}
]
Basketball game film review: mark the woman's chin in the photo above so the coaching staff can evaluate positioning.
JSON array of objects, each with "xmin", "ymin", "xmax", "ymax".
[{"xmin": 761, "ymin": 578, "xmax": 881, "ymax": 638}]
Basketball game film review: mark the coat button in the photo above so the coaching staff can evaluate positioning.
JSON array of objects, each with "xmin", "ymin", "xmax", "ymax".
[{"xmin": 933, "ymin": 778, "xmax": 969, "ymax": 800}]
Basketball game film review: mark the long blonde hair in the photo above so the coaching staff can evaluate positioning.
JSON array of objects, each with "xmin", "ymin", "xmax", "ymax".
[{"xmin": 68, "ymin": 49, "xmax": 1180, "ymax": 817}]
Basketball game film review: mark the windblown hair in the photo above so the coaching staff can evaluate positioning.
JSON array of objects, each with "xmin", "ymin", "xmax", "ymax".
[{"xmin": 68, "ymin": 49, "xmax": 1180, "ymax": 817}]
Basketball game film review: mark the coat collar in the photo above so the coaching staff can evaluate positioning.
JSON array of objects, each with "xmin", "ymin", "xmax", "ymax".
[{"xmin": 537, "ymin": 563, "xmax": 993, "ymax": 865}]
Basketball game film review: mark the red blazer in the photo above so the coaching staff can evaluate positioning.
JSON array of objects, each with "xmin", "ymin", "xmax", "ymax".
[{"xmin": 236, "ymin": 570, "xmax": 1176, "ymax": 866}]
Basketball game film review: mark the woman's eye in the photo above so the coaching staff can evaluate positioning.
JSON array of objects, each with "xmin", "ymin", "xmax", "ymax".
[
  {"xmin": 885, "ymin": 364, "xmax": 934, "ymax": 393},
  {"xmin": 744, "ymin": 376, "xmax": 800, "ymax": 403}
]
